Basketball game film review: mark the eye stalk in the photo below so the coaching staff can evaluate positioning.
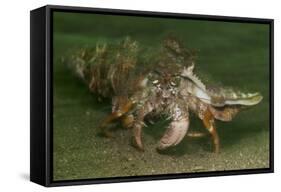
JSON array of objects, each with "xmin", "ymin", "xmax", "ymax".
[
  {"xmin": 170, "ymin": 81, "xmax": 176, "ymax": 86},
  {"xmin": 152, "ymin": 80, "xmax": 159, "ymax": 85}
]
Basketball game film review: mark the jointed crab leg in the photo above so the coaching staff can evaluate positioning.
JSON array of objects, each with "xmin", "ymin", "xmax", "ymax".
[
  {"xmin": 99, "ymin": 112, "xmax": 122, "ymax": 137},
  {"xmin": 209, "ymin": 106, "xmax": 240, "ymax": 122},
  {"xmin": 133, "ymin": 121, "xmax": 144, "ymax": 151},
  {"xmin": 202, "ymin": 108, "xmax": 220, "ymax": 153},
  {"xmin": 121, "ymin": 114, "xmax": 134, "ymax": 129},
  {"xmin": 99, "ymin": 100, "xmax": 134, "ymax": 137},
  {"xmin": 132, "ymin": 102, "xmax": 154, "ymax": 151}
]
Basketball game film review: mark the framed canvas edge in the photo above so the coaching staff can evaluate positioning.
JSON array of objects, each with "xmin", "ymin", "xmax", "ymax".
[
  {"xmin": 46, "ymin": 4, "xmax": 274, "ymax": 23},
  {"xmin": 33, "ymin": 4, "xmax": 274, "ymax": 187}
]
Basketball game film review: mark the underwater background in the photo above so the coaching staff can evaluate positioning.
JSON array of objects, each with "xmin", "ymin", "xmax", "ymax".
[{"xmin": 53, "ymin": 11, "xmax": 270, "ymax": 181}]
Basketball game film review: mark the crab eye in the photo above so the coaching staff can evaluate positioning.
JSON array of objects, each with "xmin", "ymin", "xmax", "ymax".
[
  {"xmin": 170, "ymin": 81, "xmax": 176, "ymax": 86},
  {"xmin": 152, "ymin": 80, "xmax": 159, "ymax": 84}
]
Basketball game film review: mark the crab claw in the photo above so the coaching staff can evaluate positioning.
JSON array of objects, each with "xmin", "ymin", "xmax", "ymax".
[{"xmin": 157, "ymin": 118, "xmax": 189, "ymax": 150}]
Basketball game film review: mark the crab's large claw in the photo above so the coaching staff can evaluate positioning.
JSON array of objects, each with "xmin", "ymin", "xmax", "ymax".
[{"xmin": 157, "ymin": 117, "xmax": 189, "ymax": 150}]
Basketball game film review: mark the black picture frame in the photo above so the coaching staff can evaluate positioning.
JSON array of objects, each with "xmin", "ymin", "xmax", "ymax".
[{"xmin": 30, "ymin": 4, "xmax": 274, "ymax": 187}]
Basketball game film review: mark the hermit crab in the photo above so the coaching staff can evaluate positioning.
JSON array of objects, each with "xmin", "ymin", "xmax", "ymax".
[{"xmin": 68, "ymin": 36, "xmax": 262, "ymax": 153}]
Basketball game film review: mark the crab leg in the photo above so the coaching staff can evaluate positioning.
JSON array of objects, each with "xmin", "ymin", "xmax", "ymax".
[
  {"xmin": 133, "ymin": 121, "xmax": 145, "ymax": 151},
  {"xmin": 121, "ymin": 114, "xmax": 134, "ymax": 129},
  {"xmin": 209, "ymin": 106, "xmax": 240, "ymax": 122},
  {"xmin": 99, "ymin": 100, "xmax": 133, "ymax": 137},
  {"xmin": 132, "ymin": 102, "xmax": 154, "ymax": 151},
  {"xmin": 99, "ymin": 112, "xmax": 122, "ymax": 137},
  {"xmin": 202, "ymin": 108, "xmax": 220, "ymax": 153}
]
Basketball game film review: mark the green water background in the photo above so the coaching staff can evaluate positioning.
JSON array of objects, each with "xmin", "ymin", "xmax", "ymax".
[{"xmin": 53, "ymin": 12, "xmax": 270, "ymax": 181}]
